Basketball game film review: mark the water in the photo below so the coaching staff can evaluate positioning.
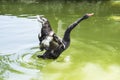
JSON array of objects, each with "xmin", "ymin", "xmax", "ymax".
[{"xmin": 0, "ymin": 1, "xmax": 120, "ymax": 80}]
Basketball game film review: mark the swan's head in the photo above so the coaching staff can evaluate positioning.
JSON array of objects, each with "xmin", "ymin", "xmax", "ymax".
[
  {"xmin": 83, "ymin": 13, "xmax": 94, "ymax": 19},
  {"xmin": 86, "ymin": 13, "xmax": 94, "ymax": 17}
]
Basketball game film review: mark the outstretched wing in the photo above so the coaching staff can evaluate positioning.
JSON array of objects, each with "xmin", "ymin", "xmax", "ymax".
[{"xmin": 37, "ymin": 16, "xmax": 54, "ymax": 50}]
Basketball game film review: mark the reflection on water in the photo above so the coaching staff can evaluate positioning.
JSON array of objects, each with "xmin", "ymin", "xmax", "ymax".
[
  {"xmin": 82, "ymin": 63, "xmax": 120, "ymax": 80},
  {"xmin": 42, "ymin": 62, "xmax": 120, "ymax": 80},
  {"xmin": 0, "ymin": 15, "xmax": 39, "ymax": 54},
  {"xmin": 0, "ymin": 1, "xmax": 120, "ymax": 80},
  {"xmin": 0, "ymin": 15, "xmax": 41, "ymax": 80}
]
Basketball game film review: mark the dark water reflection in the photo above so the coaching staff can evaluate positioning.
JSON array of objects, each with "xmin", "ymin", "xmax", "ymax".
[{"xmin": 0, "ymin": 1, "xmax": 120, "ymax": 80}]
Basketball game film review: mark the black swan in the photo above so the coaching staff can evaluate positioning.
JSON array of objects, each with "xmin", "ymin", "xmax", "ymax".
[{"xmin": 37, "ymin": 13, "xmax": 94, "ymax": 59}]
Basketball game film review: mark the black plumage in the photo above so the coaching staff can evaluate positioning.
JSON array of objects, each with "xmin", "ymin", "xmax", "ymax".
[{"xmin": 37, "ymin": 13, "xmax": 94, "ymax": 59}]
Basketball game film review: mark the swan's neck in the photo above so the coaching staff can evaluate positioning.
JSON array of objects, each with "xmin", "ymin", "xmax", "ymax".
[{"xmin": 63, "ymin": 14, "xmax": 93, "ymax": 43}]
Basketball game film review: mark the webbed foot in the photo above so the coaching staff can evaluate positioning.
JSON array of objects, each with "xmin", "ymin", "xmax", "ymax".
[{"xmin": 37, "ymin": 55, "xmax": 45, "ymax": 59}]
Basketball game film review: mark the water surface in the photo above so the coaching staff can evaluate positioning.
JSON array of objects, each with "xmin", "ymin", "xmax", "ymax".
[{"xmin": 0, "ymin": 1, "xmax": 120, "ymax": 80}]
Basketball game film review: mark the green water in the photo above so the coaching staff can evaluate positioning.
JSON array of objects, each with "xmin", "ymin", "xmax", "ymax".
[{"xmin": 0, "ymin": 1, "xmax": 120, "ymax": 80}]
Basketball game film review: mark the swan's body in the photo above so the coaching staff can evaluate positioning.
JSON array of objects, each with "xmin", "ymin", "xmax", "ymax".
[{"xmin": 37, "ymin": 13, "xmax": 94, "ymax": 59}]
